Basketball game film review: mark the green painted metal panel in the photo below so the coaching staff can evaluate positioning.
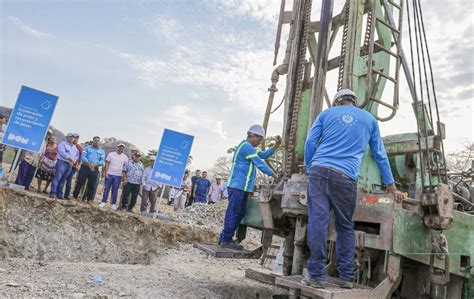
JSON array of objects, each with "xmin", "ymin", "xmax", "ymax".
[
  {"xmin": 393, "ymin": 208, "xmax": 474, "ymax": 277},
  {"xmin": 240, "ymin": 195, "xmax": 263, "ymax": 228},
  {"xmin": 295, "ymin": 88, "xmax": 312, "ymax": 162}
]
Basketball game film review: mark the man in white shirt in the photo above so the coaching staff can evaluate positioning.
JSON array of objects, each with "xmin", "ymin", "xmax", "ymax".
[
  {"xmin": 209, "ymin": 177, "xmax": 225, "ymax": 204},
  {"xmin": 100, "ymin": 144, "xmax": 128, "ymax": 209},
  {"xmin": 140, "ymin": 156, "xmax": 162, "ymax": 214}
]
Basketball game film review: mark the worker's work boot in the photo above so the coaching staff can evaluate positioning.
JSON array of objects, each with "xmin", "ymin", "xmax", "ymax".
[
  {"xmin": 301, "ymin": 276, "xmax": 324, "ymax": 289},
  {"xmin": 339, "ymin": 280, "xmax": 354, "ymax": 289},
  {"xmin": 220, "ymin": 241, "xmax": 244, "ymax": 250}
]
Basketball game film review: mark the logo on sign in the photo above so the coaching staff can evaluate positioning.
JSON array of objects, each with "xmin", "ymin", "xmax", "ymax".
[
  {"xmin": 154, "ymin": 171, "xmax": 172, "ymax": 181},
  {"xmin": 41, "ymin": 100, "xmax": 52, "ymax": 110},
  {"xmin": 7, "ymin": 133, "xmax": 29, "ymax": 144}
]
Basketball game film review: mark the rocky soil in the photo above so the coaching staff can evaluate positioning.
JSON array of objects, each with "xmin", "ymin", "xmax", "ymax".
[{"xmin": 0, "ymin": 187, "xmax": 285, "ymax": 298}]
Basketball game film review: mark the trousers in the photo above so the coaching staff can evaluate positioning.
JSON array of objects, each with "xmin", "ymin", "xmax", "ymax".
[
  {"xmin": 51, "ymin": 160, "xmax": 72, "ymax": 198},
  {"xmin": 219, "ymin": 187, "xmax": 248, "ymax": 244},
  {"xmin": 307, "ymin": 165, "xmax": 357, "ymax": 282},
  {"xmin": 73, "ymin": 165, "xmax": 99, "ymax": 201},
  {"xmin": 101, "ymin": 175, "xmax": 121, "ymax": 204},
  {"xmin": 141, "ymin": 187, "xmax": 159, "ymax": 213},
  {"xmin": 121, "ymin": 183, "xmax": 140, "ymax": 211},
  {"xmin": 15, "ymin": 160, "xmax": 36, "ymax": 190},
  {"xmin": 64, "ymin": 167, "xmax": 78, "ymax": 197}
]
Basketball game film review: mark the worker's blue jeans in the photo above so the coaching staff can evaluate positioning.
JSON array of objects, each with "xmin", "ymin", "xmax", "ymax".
[
  {"xmin": 307, "ymin": 165, "xmax": 357, "ymax": 282},
  {"xmin": 50, "ymin": 160, "xmax": 72, "ymax": 198},
  {"xmin": 219, "ymin": 187, "xmax": 249, "ymax": 244}
]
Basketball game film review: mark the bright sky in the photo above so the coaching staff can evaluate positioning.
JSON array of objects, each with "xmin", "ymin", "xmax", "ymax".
[{"xmin": 1, "ymin": 0, "xmax": 472, "ymax": 170}]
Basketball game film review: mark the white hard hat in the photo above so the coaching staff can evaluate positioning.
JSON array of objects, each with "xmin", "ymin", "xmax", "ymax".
[
  {"xmin": 247, "ymin": 124, "xmax": 266, "ymax": 137},
  {"xmin": 333, "ymin": 89, "xmax": 359, "ymax": 105}
]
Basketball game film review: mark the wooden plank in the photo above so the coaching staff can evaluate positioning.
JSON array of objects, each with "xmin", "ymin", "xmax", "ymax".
[
  {"xmin": 275, "ymin": 275, "xmax": 374, "ymax": 299},
  {"xmin": 244, "ymin": 269, "xmax": 289, "ymax": 289},
  {"xmin": 193, "ymin": 243, "xmax": 262, "ymax": 259}
]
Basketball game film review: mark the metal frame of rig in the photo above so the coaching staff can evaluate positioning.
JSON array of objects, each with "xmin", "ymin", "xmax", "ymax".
[{"xmin": 196, "ymin": 0, "xmax": 474, "ymax": 298}]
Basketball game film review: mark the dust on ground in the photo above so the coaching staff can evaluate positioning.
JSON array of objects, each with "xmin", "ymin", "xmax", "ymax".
[
  {"xmin": 0, "ymin": 244, "xmax": 285, "ymax": 298},
  {"xmin": 0, "ymin": 187, "xmax": 285, "ymax": 298}
]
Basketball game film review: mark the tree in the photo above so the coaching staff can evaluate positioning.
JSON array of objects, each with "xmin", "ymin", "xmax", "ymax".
[{"xmin": 446, "ymin": 143, "xmax": 474, "ymax": 174}]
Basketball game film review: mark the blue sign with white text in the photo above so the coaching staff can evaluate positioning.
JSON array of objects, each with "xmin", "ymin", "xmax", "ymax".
[
  {"xmin": 2, "ymin": 86, "xmax": 59, "ymax": 153},
  {"xmin": 151, "ymin": 129, "xmax": 194, "ymax": 188}
]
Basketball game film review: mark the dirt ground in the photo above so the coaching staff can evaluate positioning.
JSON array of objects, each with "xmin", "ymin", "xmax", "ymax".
[
  {"xmin": 0, "ymin": 186, "xmax": 286, "ymax": 298},
  {"xmin": 0, "ymin": 244, "xmax": 285, "ymax": 298}
]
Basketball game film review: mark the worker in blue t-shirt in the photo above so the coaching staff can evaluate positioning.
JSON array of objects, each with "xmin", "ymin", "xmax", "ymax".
[
  {"xmin": 219, "ymin": 124, "xmax": 281, "ymax": 250},
  {"xmin": 302, "ymin": 89, "xmax": 405, "ymax": 289},
  {"xmin": 193, "ymin": 171, "xmax": 211, "ymax": 203}
]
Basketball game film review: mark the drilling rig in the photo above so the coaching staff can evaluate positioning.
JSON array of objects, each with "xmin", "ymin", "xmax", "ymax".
[{"xmin": 196, "ymin": 0, "xmax": 473, "ymax": 297}]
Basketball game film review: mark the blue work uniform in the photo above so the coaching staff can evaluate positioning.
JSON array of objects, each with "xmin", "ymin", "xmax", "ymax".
[
  {"xmin": 219, "ymin": 140, "xmax": 274, "ymax": 244},
  {"xmin": 304, "ymin": 105, "xmax": 394, "ymax": 283}
]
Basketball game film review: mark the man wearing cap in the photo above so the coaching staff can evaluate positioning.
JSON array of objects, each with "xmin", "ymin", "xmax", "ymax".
[
  {"xmin": 73, "ymin": 136, "xmax": 105, "ymax": 202},
  {"xmin": 121, "ymin": 152, "xmax": 145, "ymax": 212},
  {"xmin": 50, "ymin": 133, "xmax": 79, "ymax": 199},
  {"xmin": 100, "ymin": 144, "xmax": 128, "ymax": 209},
  {"xmin": 64, "ymin": 133, "xmax": 83, "ymax": 199},
  {"xmin": 140, "ymin": 155, "xmax": 161, "ymax": 214},
  {"xmin": 218, "ymin": 124, "xmax": 281, "ymax": 250},
  {"xmin": 303, "ymin": 89, "xmax": 405, "ymax": 289}
]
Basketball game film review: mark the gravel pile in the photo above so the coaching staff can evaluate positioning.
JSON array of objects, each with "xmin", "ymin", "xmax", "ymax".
[
  {"xmin": 171, "ymin": 201, "xmax": 228, "ymax": 234},
  {"xmin": 170, "ymin": 201, "xmax": 263, "ymax": 247}
]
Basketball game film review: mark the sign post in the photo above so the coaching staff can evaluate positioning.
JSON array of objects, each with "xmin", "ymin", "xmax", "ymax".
[
  {"xmin": 2, "ymin": 86, "xmax": 59, "ymax": 183},
  {"xmin": 151, "ymin": 129, "xmax": 194, "ymax": 188}
]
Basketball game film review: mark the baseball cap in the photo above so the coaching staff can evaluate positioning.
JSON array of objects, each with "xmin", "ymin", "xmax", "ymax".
[{"xmin": 117, "ymin": 143, "xmax": 125, "ymax": 148}]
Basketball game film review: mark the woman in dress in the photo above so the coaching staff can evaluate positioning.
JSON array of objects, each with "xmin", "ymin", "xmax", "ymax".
[{"xmin": 36, "ymin": 136, "xmax": 58, "ymax": 194}]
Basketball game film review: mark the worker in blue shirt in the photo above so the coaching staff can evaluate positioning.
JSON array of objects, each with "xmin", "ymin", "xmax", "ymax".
[
  {"xmin": 73, "ymin": 136, "xmax": 105, "ymax": 202},
  {"xmin": 193, "ymin": 171, "xmax": 211, "ymax": 203},
  {"xmin": 302, "ymin": 89, "xmax": 405, "ymax": 289},
  {"xmin": 219, "ymin": 124, "xmax": 281, "ymax": 250}
]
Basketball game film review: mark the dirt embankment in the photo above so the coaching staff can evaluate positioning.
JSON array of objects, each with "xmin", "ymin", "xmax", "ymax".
[{"xmin": 0, "ymin": 188, "xmax": 216, "ymax": 264}]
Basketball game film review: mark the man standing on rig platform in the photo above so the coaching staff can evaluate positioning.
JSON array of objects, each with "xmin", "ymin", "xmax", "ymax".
[
  {"xmin": 303, "ymin": 89, "xmax": 405, "ymax": 289},
  {"xmin": 219, "ymin": 124, "xmax": 281, "ymax": 250}
]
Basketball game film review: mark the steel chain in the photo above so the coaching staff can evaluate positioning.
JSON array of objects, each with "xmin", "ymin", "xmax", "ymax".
[{"xmin": 285, "ymin": 0, "xmax": 312, "ymax": 177}]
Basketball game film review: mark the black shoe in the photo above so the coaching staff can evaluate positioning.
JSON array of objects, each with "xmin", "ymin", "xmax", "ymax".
[
  {"xmin": 49, "ymin": 194, "xmax": 56, "ymax": 199},
  {"xmin": 339, "ymin": 280, "xmax": 354, "ymax": 289},
  {"xmin": 64, "ymin": 196, "xmax": 70, "ymax": 200},
  {"xmin": 57, "ymin": 196, "xmax": 63, "ymax": 200},
  {"xmin": 301, "ymin": 276, "xmax": 324, "ymax": 288},
  {"xmin": 220, "ymin": 241, "xmax": 244, "ymax": 250}
]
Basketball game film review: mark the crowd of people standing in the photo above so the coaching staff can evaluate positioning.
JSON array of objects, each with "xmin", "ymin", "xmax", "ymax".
[{"xmin": 1, "ymin": 120, "xmax": 227, "ymax": 215}]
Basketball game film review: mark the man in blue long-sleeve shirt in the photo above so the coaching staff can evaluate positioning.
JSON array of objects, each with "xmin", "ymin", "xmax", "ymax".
[
  {"xmin": 302, "ymin": 89, "xmax": 404, "ymax": 289},
  {"xmin": 73, "ymin": 136, "xmax": 105, "ymax": 202},
  {"xmin": 219, "ymin": 124, "xmax": 281, "ymax": 250},
  {"xmin": 50, "ymin": 133, "xmax": 79, "ymax": 199}
]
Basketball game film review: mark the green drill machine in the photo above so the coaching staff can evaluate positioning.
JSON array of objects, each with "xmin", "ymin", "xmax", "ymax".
[{"xmin": 196, "ymin": 0, "xmax": 473, "ymax": 297}]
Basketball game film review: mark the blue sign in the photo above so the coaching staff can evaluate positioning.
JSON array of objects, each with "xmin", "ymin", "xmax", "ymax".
[
  {"xmin": 2, "ymin": 86, "xmax": 58, "ymax": 152},
  {"xmin": 151, "ymin": 129, "xmax": 194, "ymax": 188}
]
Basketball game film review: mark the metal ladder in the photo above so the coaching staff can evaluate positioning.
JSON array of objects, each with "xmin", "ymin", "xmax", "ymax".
[{"xmin": 360, "ymin": 0, "xmax": 403, "ymax": 122}]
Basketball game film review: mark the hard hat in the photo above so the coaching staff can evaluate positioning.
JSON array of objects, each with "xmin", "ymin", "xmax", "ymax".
[
  {"xmin": 333, "ymin": 89, "xmax": 359, "ymax": 105},
  {"xmin": 247, "ymin": 124, "xmax": 266, "ymax": 137}
]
